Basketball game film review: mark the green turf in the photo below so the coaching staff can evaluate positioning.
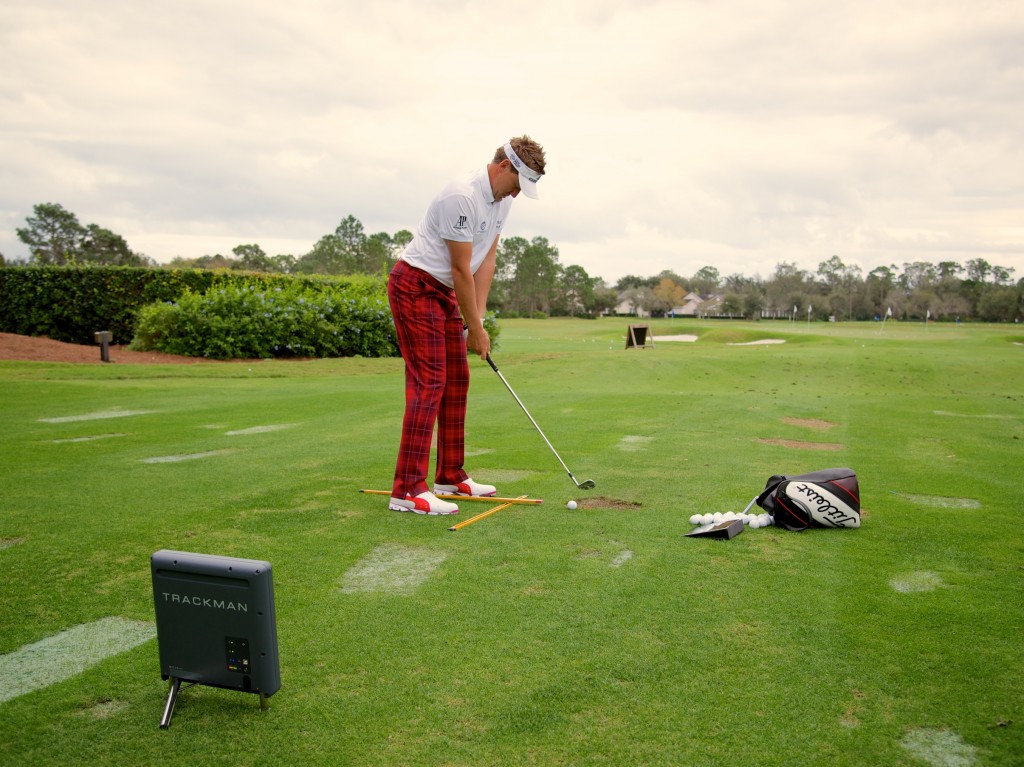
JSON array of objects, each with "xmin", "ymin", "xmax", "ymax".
[{"xmin": 1, "ymin": 318, "xmax": 1022, "ymax": 766}]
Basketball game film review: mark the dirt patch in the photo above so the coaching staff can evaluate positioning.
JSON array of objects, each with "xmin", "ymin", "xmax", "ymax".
[
  {"xmin": 0, "ymin": 333, "xmax": 255, "ymax": 364},
  {"xmin": 577, "ymin": 497, "xmax": 642, "ymax": 510},
  {"xmin": 782, "ymin": 417, "xmax": 836, "ymax": 431},
  {"xmin": 756, "ymin": 438, "xmax": 844, "ymax": 451}
]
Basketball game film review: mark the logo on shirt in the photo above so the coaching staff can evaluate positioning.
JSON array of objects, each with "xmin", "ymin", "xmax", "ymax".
[{"xmin": 454, "ymin": 215, "xmax": 468, "ymax": 230}]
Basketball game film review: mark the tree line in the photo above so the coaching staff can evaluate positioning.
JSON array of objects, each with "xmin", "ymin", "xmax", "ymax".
[
  {"xmin": 616, "ymin": 255, "xmax": 1021, "ymax": 323},
  {"xmin": 5, "ymin": 203, "xmax": 1021, "ymax": 322}
]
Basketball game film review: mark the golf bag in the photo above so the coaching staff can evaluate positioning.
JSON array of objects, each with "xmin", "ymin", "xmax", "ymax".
[{"xmin": 755, "ymin": 468, "xmax": 860, "ymax": 531}]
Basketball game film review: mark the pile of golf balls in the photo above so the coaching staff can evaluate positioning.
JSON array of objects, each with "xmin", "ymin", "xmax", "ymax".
[{"xmin": 688, "ymin": 511, "xmax": 774, "ymax": 528}]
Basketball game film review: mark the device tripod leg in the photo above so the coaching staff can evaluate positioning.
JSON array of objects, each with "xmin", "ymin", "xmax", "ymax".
[{"xmin": 159, "ymin": 677, "xmax": 182, "ymax": 729}]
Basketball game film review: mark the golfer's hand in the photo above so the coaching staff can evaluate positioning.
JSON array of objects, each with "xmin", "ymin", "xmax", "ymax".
[{"xmin": 466, "ymin": 324, "xmax": 490, "ymax": 360}]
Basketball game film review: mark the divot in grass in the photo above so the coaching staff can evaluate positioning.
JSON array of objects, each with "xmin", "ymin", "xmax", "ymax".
[
  {"xmin": 781, "ymin": 417, "xmax": 835, "ymax": 431},
  {"xmin": 1, "ymin": 537, "xmax": 24, "ymax": 551},
  {"xmin": 610, "ymin": 550, "xmax": 634, "ymax": 568},
  {"xmin": 756, "ymin": 438, "xmax": 844, "ymax": 451},
  {"xmin": 341, "ymin": 544, "xmax": 448, "ymax": 595},
  {"xmin": 891, "ymin": 571, "xmax": 945, "ymax": 593},
  {"xmin": 900, "ymin": 494, "xmax": 981, "ymax": 509},
  {"xmin": 900, "ymin": 728, "xmax": 977, "ymax": 767},
  {"xmin": 0, "ymin": 617, "xmax": 155, "ymax": 704},
  {"xmin": 141, "ymin": 449, "xmax": 236, "ymax": 464},
  {"xmin": 618, "ymin": 435, "xmax": 653, "ymax": 452},
  {"xmin": 80, "ymin": 698, "xmax": 129, "ymax": 719},
  {"xmin": 38, "ymin": 409, "xmax": 157, "ymax": 424}
]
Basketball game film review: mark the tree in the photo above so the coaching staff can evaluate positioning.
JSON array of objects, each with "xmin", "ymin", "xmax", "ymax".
[
  {"xmin": 15, "ymin": 203, "xmax": 148, "ymax": 266},
  {"xmin": 80, "ymin": 224, "xmax": 151, "ymax": 266},
  {"xmin": 232, "ymin": 244, "xmax": 275, "ymax": 272},
  {"xmin": 965, "ymin": 258, "xmax": 992, "ymax": 283},
  {"xmin": 16, "ymin": 203, "xmax": 87, "ymax": 264},
  {"xmin": 560, "ymin": 264, "xmax": 596, "ymax": 316},
  {"xmin": 496, "ymin": 236, "xmax": 560, "ymax": 315},
  {"xmin": 615, "ymin": 274, "xmax": 654, "ymax": 291},
  {"xmin": 591, "ymin": 281, "xmax": 620, "ymax": 316},
  {"xmin": 977, "ymin": 287, "xmax": 1019, "ymax": 322},
  {"xmin": 689, "ymin": 266, "xmax": 720, "ymax": 296},
  {"xmin": 622, "ymin": 286, "xmax": 654, "ymax": 316},
  {"xmin": 866, "ymin": 265, "xmax": 897, "ymax": 313},
  {"xmin": 764, "ymin": 262, "xmax": 812, "ymax": 317},
  {"xmin": 899, "ymin": 262, "xmax": 937, "ymax": 291},
  {"xmin": 652, "ymin": 277, "xmax": 687, "ymax": 315},
  {"xmin": 720, "ymin": 294, "xmax": 743, "ymax": 316}
]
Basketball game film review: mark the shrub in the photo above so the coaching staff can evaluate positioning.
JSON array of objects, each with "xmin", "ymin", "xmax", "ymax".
[
  {"xmin": 0, "ymin": 265, "xmax": 388, "ymax": 346},
  {"xmin": 131, "ymin": 283, "xmax": 398, "ymax": 359}
]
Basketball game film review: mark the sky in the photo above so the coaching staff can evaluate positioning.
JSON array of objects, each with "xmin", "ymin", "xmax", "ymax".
[{"xmin": 2, "ymin": 0, "xmax": 1022, "ymax": 286}]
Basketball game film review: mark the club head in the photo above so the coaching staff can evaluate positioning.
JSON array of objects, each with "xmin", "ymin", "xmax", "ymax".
[{"xmin": 576, "ymin": 479, "xmax": 596, "ymax": 490}]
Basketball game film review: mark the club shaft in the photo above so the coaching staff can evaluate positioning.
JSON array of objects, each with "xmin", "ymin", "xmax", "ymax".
[{"xmin": 486, "ymin": 355, "xmax": 584, "ymax": 487}]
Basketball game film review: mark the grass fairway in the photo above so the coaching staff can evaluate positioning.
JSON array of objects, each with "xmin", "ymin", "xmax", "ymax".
[{"xmin": 1, "ymin": 318, "xmax": 1022, "ymax": 766}]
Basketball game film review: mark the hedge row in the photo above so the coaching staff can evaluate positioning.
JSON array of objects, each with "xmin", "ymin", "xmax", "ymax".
[
  {"xmin": 0, "ymin": 266, "xmax": 387, "ymax": 348},
  {"xmin": 131, "ymin": 284, "xmax": 398, "ymax": 359}
]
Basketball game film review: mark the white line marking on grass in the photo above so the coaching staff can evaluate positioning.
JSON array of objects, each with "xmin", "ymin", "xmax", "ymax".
[
  {"xmin": 38, "ymin": 409, "xmax": 157, "ymax": 424},
  {"xmin": 933, "ymin": 410, "xmax": 1017, "ymax": 419},
  {"xmin": 610, "ymin": 550, "xmax": 634, "ymax": 568},
  {"xmin": 900, "ymin": 728, "xmax": 977, "ymax": 767},
  {"xmin": 140, "ymin": 450, "xmax": 235, "ymax": 464},
  {"xmin": 900, "ymin": 494, "xmax": 981, "ymax": 509},
  {"xmin": 890, "ymin": 571, "xmax": 945, "ymax": 593},
  {"xmin": 618, "ymin": 435, "xmax": 652, "ymax": 452},
  {"xmin": 50, "ymin": 434, "xmax": 128, "ymax": 444},
  {"xmin": 340, "ymin": 544, "xmax": 447, "ymax": 595},
  {"xmin": 653, "ymin": 335, "xmax": 698, "ymax": 342},
  {"xmin": 0, "ymin": 617, "xmax": 155, "ymax": 704},
  {"xmin": 224, "ymin": 424, "xmax": 299, "ymax": 436}
]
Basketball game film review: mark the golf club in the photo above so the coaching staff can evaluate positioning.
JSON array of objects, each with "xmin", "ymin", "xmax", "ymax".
[{"xmin": 486, "ymin": 353, "xmax": 595, "ymax": 490}]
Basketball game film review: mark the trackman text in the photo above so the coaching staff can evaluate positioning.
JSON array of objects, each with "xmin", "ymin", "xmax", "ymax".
[{"xmin": 160, "ymin": 592, "xmax": 248, "ymax": 612}]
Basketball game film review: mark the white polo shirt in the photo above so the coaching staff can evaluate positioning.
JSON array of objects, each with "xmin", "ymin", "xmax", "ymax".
[{"xmin": 400, "ymin": 167, "xmax": 512, "ymax": 288}]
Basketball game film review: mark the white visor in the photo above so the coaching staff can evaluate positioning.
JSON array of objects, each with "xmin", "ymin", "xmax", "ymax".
[{"xmin": 504, "ymin": 142, "xmax": 542, "ymax": 199}]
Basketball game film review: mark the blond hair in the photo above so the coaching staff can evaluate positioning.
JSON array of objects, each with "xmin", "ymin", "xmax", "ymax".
[{"xmin": 494, "ymin": 135, "xmax": 546, "ymax": 176}]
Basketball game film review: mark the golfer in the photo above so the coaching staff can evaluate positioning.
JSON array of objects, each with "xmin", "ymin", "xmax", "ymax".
[{"xmin": 387, "ymin": 135, "xmax": 546, "ymax": 515}]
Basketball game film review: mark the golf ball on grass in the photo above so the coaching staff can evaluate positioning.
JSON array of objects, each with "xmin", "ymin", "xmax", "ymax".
[
  {"xmin": 566, "ymin": 500, "xmax": 578, "ymax": 510},
  {"xmin": 689, "ymin": 514, "xmax": 702, "ymax": 525}
]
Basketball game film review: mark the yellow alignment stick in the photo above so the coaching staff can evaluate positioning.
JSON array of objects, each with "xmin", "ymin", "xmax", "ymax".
[
  {"xmin": 358, "ymin": 489, "xmax": 542, "ymax": 505},
  {"xmin": 448, "ymin": 495, "xmax": 528, "ymax": 532}
]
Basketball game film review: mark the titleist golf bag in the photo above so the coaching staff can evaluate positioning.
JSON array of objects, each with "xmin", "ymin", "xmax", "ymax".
[{"xmin": 755, "ymin": 468, "xmax": 860, "ymax": 531}]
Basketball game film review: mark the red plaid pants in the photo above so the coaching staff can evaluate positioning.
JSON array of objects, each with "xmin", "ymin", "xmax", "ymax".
[{"xmin": 387, "ymin": 260, "xmax": 470, "ymax": 498}]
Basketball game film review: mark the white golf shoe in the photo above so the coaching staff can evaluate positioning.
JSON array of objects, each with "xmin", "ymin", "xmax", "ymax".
[
  {"xmin": 433, "ymin": 478, "xmax": 497, "ymax": 497},
  {"xmin": 388, "ymin": 491, "xmax": 459, "ymax": 515}
]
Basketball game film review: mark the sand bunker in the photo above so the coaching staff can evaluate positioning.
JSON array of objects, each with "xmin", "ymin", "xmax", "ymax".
[
  {"xmin": 728, "ymin": 339, "xmax": 786, "ymax": 346},
  {"xmin": 652, "ymin": 335, "xmax": 698, "ymax": 342}
]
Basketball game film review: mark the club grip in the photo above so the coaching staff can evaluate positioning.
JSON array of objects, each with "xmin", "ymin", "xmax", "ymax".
[{"xmin": 486, "ymin": 354, "xmax": 499, "ymax": 372}]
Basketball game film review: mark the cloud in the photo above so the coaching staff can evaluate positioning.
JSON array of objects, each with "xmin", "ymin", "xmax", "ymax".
[{"xmin": 1, "ymin": 0, "xmax": 1021, "ymax": 284}]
